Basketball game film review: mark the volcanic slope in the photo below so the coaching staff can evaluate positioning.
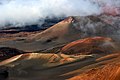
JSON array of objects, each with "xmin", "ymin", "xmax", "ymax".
[
  {"xmin": 0, "ymin": 49, "xmax": 120, "ymax": 80},
  {"xmin": 0, "ymin": 37, "xmax": 120, "ymax": 80},
  {"xmin": 0, "ymin": 15, "xmax": 120, "ymax": 52},
  {"xmin": 69, "ymin": 53, "xmax": 120, "ymax": 80}
]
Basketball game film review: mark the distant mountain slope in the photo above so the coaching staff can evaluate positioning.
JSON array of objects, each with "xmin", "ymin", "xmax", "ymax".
[
  {"xmin": 0, "ymin": 14, "xmax": 120, "ymax": 52},
  {"xmin": 0, "ymin": 17, "xmax": 65, "ymax": 32}
]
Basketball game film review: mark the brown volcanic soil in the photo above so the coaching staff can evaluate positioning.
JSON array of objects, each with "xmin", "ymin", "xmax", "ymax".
[
  {"xmin": 1, "ymin": 52, "xmax": 120, "ymax": 80},
  {"xmin": 0, "ymin": 14, "xmax": 120, "ymax": 80},
  {"xmin": 61, "ymin": 37, "xmax": 117, "ymax": 55},
  {"xmin": 0, "ymin": 37, "xmax": 120, "ymax": 80},
  {"xmin": 0, "ymin": 14, "xmax": 120, "ymax": 52},
  {"xmin": 69, "ymin": 53, "xmax": 120, "ymax": 80},
  {"xmin": 0, "ymin": 31, "xmax": 40, "ymax": 42}
]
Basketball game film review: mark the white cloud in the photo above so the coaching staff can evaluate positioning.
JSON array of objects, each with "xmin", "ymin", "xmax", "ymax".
[{"xmin": 0, "ymin": 0, "xmax": 119, "ymax": 27}]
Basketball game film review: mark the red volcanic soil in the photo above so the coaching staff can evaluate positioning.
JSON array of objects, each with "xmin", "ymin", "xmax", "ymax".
[
  {"xmin": 0, "ymin": 14, "xmax": 119, "ymax": 52},
  {"xmin": 62, "ymin": 16, "xmax": 74, "ymax": 23},
  {"xmin": 70, "ymin": 55, "xmax": 120, "ymax": 80},
  {"xmin": 61, "ymin": 37, "xmax": 117, "ymax": 55}
]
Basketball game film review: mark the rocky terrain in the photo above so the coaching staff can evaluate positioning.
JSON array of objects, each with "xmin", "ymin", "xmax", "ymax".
[{"xmin": 0, "ymin": 14, "xmax": 120, "ymax": 80}]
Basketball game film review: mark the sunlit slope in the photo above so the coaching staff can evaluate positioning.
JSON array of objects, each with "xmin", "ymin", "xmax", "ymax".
[{"xmin": 0, "ymin": 15, "xmax": 120, "ymax": 52}]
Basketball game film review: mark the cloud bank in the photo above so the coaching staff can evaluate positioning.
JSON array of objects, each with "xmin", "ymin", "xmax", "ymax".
[{"xmin": 0, "ymin": 0, "xmax": 119, "ymax": 27}]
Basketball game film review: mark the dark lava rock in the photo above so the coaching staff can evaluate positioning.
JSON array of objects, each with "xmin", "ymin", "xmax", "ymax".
[
  {"xmin": 0, "ymin": 47, "xmax": 25, "ymax": 61},
  {"xmin": 0, "ymin": 69, "xmax": 8, "ymax": 80}
]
